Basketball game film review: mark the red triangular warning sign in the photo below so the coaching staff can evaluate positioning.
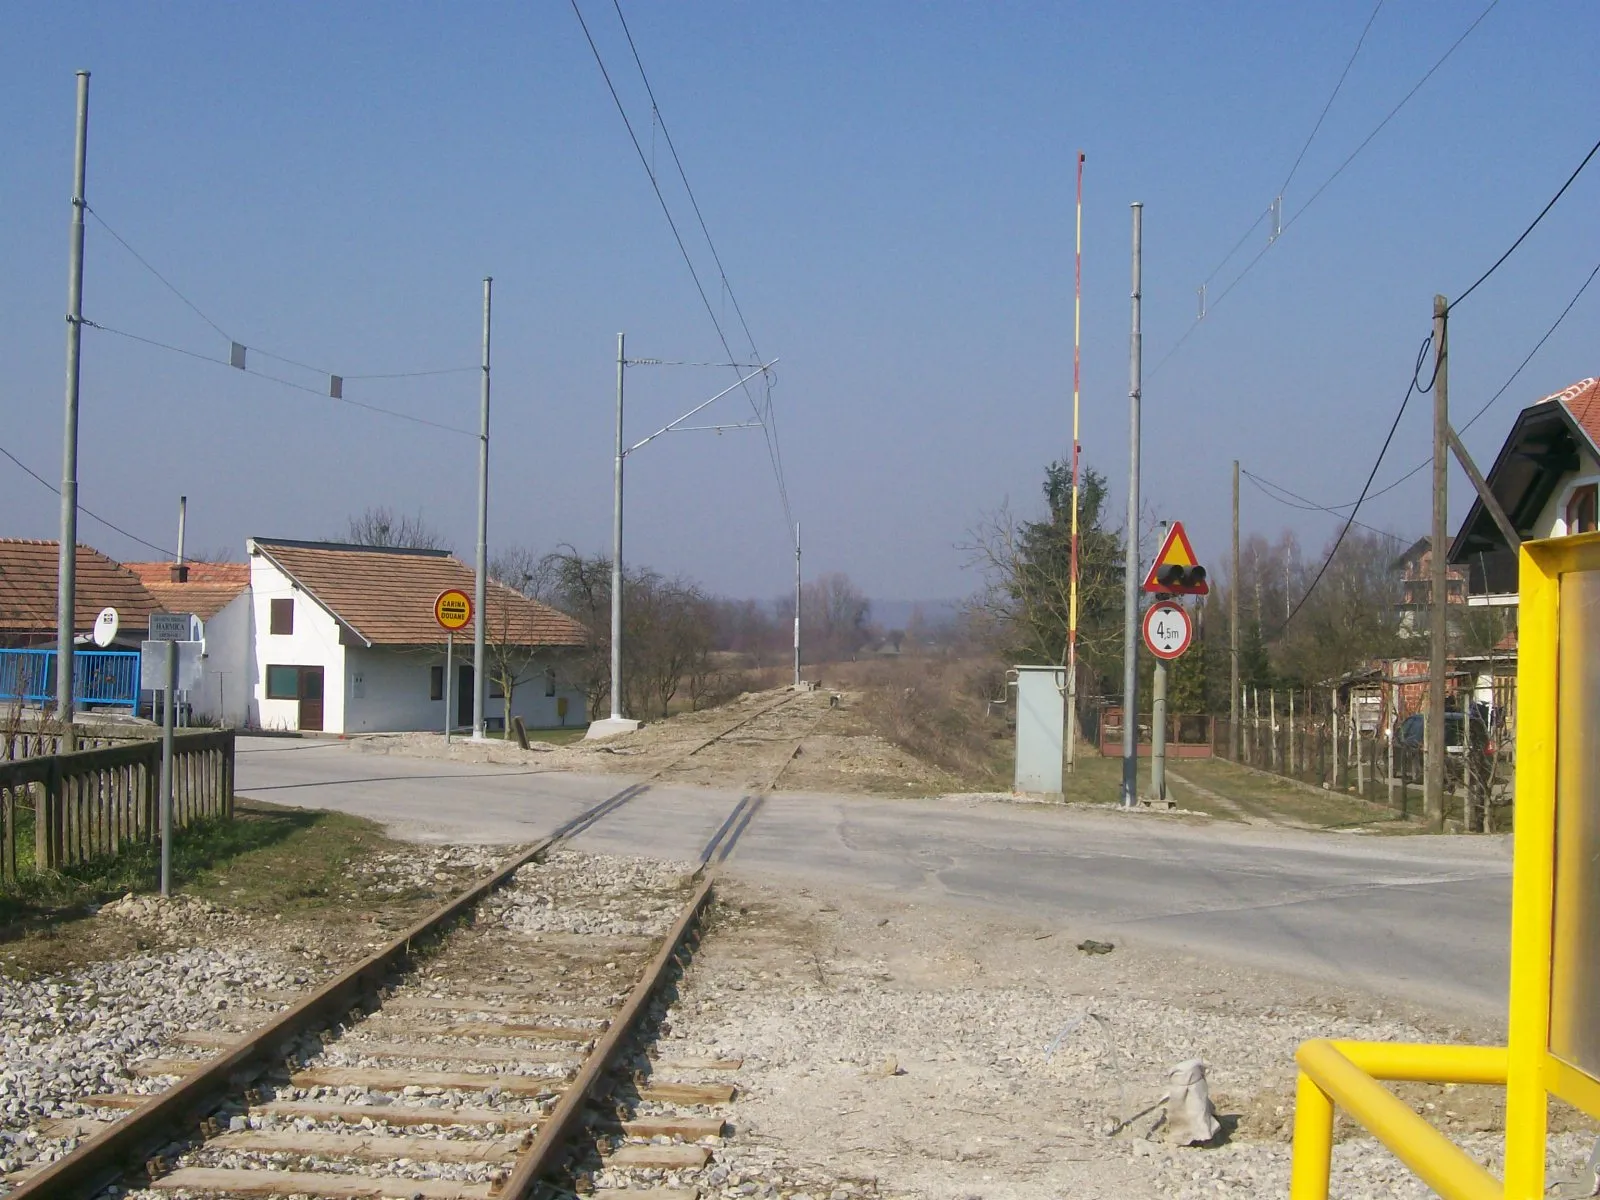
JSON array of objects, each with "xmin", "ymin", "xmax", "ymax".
[{"xmin": 1141, "ymin": 521, "xmax": 1209, "ymax": 595}]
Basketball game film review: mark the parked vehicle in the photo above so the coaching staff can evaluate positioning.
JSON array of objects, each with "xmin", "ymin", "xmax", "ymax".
[{"xmin": 1395, "ymin": 712, "xmax": 1494, "ymax": 758}]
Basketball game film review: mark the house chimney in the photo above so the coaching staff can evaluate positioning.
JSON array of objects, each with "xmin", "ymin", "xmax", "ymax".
[{"xmin": 172, "ymin": 496, "xmax": 189, "ymax": 583}]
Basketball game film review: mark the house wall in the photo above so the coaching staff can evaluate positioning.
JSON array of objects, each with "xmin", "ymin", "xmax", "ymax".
[
  {"xmin": 339, "ymin": 646, "xmax": 588, "ymax": 733},
  {"xmin": 249, "ymin": 556, "xmax": 346, "ymax": 732},
  {"xmin": 189, "ymin": 593, "xmax": 252, "ymax": 727},
  {"xmin": 1532, "ymin": 443, "xmax": 1600, "ymax": 538}
]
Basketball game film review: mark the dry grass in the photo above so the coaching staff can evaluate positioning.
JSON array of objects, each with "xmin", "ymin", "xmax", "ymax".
[{"xmin": 828, "ymin": 656, "xmax": 1012, "ymax": 789}]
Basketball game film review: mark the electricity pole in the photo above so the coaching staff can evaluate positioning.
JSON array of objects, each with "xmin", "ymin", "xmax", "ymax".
[
  {"xmin": 56, "ymin": 70, "xmax": 90, "ymax": 725},
  {"xmin": 610, "ymin": 332, "xmax": 626, "ymax": 724},
  {"xmin": 1120, "ymin": 202, "xmax": 1142, "ymax": 809},
  {"xmin": 793, "ymin": 523, "xmax": 802, "ymax": 688},
  {"xmin": 472, "ymin": 277, "xmax": 491, "ymax": 740},
  {"xmin": 1231, "ymin": 460, "xmax": 1240, "ymax": 760},
  {"xmin": 1427, "ymin": 295, "xmax": 1449, "ymax": 832}
]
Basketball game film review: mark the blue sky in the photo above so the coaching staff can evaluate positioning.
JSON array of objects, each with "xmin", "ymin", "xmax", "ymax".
[{"xmin": 2, "ymin": 2, "xmax": 1596, "ymax": 604}]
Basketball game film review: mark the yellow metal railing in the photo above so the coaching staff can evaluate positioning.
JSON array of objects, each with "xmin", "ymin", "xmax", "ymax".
[
  {"xmin": 1289, "ymin": 1041, "xmax": 1505, "ymax": 1200},
  {"xmin": 1288, "ymin": 534, "xmax": 1600, "ymax": 1200}
]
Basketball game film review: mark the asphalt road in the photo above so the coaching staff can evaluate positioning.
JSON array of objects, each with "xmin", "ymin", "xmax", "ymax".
[{"xmin": 235, "ymin": 736, "xmax": 1514, "ymax": 1015}]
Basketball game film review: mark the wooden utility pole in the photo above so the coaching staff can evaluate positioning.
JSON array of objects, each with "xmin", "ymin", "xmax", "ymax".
[
  {"xmin": 1230, "ymin": 460, "xmax": 1240, "ymax": 761},
  {"xmin": 1427, "ymin": 296, "xmax": 1449, "ymax": 832}
]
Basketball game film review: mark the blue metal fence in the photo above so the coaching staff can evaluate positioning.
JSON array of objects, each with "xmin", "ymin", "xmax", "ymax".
[{"xmin": 0, "ymin": 648, "xmax": 141, "ymax": 709}]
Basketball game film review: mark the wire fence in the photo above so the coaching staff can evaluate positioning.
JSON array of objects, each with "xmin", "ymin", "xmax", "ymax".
[{"xmin": 1211, "ymin": 695, "xmax": 1510, "ymax": 831}]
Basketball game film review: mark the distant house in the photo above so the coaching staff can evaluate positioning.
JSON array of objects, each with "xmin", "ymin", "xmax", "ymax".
[
  {"xmin": 125, "ymin": 561, "xmax": 252, "ymax": 726},
  {"xmin": 1392, "ymin": 536, "xmax": 1468, "ymax": 641},
  {"xmin": 0, "ymin": 539, "xmax": 165, "ymax": 713},
  {"xmin": 0, "ymin": 539, "xmax": 162, "ymax": 649},
  {"xmin": 247, "ymin": 538, "xmax": 589, "ymax": 734}
]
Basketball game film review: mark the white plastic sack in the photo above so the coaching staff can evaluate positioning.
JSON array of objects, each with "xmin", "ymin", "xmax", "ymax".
[{"xmin": 1165, "ymin": 1058, "xmax": 1221, "ymax": 1145}]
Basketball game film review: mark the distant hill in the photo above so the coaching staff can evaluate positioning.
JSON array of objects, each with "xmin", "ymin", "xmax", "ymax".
[{"xmin": 870, "ymin": 598, "xmax": 962, "ymax": 631}]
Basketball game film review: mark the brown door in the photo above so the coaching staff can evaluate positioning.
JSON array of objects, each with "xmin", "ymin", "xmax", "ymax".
[
  {"xmin": 298, "ymin": 666, "xmax": 325, "ymax": 732},
  {"xmin": 458, "ymin": 664, "xmax": 474, "ymax": 729}
]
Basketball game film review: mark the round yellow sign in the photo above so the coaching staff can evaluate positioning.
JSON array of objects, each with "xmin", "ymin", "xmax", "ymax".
[{"xmin": 434, "ymin": 588, "xmax": 473, "ymax": 631}]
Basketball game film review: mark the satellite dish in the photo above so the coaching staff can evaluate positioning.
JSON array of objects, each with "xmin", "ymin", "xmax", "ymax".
[{"xmin": 92, "ymin": 607, "xmax": 120, "ymax": 648}]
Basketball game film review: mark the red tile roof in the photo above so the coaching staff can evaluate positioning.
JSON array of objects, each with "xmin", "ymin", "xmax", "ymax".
[
  {"xmin": 250, "ymin": 539, "xmax": 588, "ymax": 649},
  {"xmin": 125, "ymin": 562, "xmax": 250, "ymax": 622},
  {"xmin": 1553, "ymin": 377, "xmax": 1600, "ymax": 454},
  {"xmin": 0, "ymin": 540, "xmax": 163, "ymax": 638}
]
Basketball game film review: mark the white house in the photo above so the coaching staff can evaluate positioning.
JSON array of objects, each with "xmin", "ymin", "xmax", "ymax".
[
  {"xmin": 1446, "ymin": 376, "xmax": 1600, "ymax": 728},
  {"xmin": 1450, "ymin": 376, "xmax": 1600, "ymax": 604},
  {"xmin": 127, "ymin": 561, "xmax": 253, "ymax": 726},
  {"xmin": 246, "ymin": 537, "xmax": 589, "ymax": 734}
]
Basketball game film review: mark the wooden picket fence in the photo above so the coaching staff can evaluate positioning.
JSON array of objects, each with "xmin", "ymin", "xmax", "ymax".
[{"xmin": 0, "ymin": 730, "xmax": 234, "ymax": 882}]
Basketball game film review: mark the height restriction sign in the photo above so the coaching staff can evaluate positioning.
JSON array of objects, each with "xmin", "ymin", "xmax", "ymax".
[{"xmin": 1142, "ymin": 601, "xmax": 1192, "ymax": 660}]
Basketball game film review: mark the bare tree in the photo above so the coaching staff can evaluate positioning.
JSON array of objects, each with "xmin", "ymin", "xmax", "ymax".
[{"xmin": 336, "ymin": 506, "xmax": 453, "ymax": 551}]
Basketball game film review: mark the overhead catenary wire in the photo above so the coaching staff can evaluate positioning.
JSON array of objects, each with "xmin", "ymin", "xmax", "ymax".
[
  {"xmin": 1277, "ymin": 0, "xmax": 1385, "ymax": 199},
  {"xmin": 88, "ymin": 204, "xmax": 481, "ymax": 403},
  {"xmin": 0, "ymin": 442, "xmax": 175, "ymax": 557},
  {"xmin": 608, "ymin": 0, "xmax": 795, "ymax": 525},
  {"xmin": 572, "ymin": 0, "xmax": 795, "ymax": 531},
  {"xmin": 1200, "ymin": 0, "xmax": 1384, "ymax": 293},
  {"xmin": 1154, "ymin": 0, "xmax": 1500, "ymax": 378},
  {"xmin": 84, "ymin": 321, "xmax": 479, "ymax": 437}
]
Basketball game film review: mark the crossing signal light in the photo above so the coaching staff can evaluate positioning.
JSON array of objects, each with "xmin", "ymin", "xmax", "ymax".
[
  {"xmin": 1157, "ymin": 563, "xmax": 1206, "ymax": 590},
  {"xmin": 1141, "ymin": 521, "xmax": 1210, "ymax": 595}
]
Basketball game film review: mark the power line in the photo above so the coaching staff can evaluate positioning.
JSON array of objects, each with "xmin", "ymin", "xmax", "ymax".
[
  {"xmin": 1155, "ymin": 0, "xmax": 1499, "ymax": 378},
  {"xmin": 0, "ymin": 441, "xmax": 175, "ymax": 557},
  {"xmin": 1450, "ymin": 132, "xmax": 1600, "ymax": 311},
  {"xmin": 1272, "ymin": 334, "xmax": 1431, "ymax": 635},
  {"xmin": 572, "ymin": 0, "xmax": 794, "ymax": 529},
  {"xmin": 1285, "ymin": 250, "xmax": 1600, "ymax": 512},
  {"xmin": 1241, "ymin": 469, "xmax": 1395, "ymax": 538},
  {"xmin": 84, "ymin": 321, "xmax": 479, "ymax": 437}
]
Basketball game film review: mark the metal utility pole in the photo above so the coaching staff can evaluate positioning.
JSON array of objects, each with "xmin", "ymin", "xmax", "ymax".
[
  {"xmin": 159, "ymin": 637, "xmax": 176, "ymax": 896},
  {"xmin": 1427, "ymin": 294, "xmax": 1449, "ymax": 832},
  {"xmin": 56, "ymin": 70, "xmax": 90, "ymax": 725},
  {"xmin": 472, "ymin": 277, "xmax": 492, "ymax": 740},
  {"xmin": 1066, "ymin": 150, "xmax": 1085, "ymax": 775},
  {"xmin": 610, "ymin": 332, "xmax": 627, "ymax": 723},
  {"xmin": 1120, "ymin": 202, "xmax": 1142, "ymax": 809},
  {"xmin": 793, "ymin": 523, "xmax": 802, "ymax": 688},
  {"xmin": 1231, "ymin": 460, "xmax": 1240, "ymax": 760}
]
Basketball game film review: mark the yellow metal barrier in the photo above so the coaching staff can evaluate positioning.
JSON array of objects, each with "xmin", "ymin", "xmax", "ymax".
[
  {"xmin": 1290, "ymin": 1042, "xmax": 1501, "ymax": 1200},
  {"xmin": 1288, "ymin": 532, "xmax": 1600, "ymax": 1199}
]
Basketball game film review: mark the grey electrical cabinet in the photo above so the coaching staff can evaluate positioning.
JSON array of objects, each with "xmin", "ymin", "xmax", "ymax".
[{"xmin": 1014, "ymin": 666, "xmax": 1065, "ymax": 796}]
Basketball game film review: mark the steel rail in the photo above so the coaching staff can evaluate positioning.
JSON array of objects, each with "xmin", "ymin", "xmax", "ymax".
[
  {"xmin": 10, "ymin": 695, "xmax": 797, "ymax": 1197},
  {"xmin": 6, "ymin": 779, "xmax": 650, "ymax": 1199},
  {"xmin": 497, "ymin": 874, "xmax": 717, "ymax": 1197}
]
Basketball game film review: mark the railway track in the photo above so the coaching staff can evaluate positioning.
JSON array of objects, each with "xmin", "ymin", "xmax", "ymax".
[{"xmin": 5, "ymin": 695, "xmax": 804, "ymax": 1200}]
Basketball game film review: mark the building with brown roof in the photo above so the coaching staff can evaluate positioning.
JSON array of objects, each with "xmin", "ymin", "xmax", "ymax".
[
  {"xmin": 1442, "ymin": 376, "xmax": 1600, "ymax": 736},
  {"xmin": 0, "ymin": 539, "xmax": 163, "ymax": 648},
  {"xmin": 126, "ymin": 561, "xmax": 254, "ymax": 726},
  {"xmin": 247, "ymin": 538, "xmax": 588, "ymax": 734}
]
